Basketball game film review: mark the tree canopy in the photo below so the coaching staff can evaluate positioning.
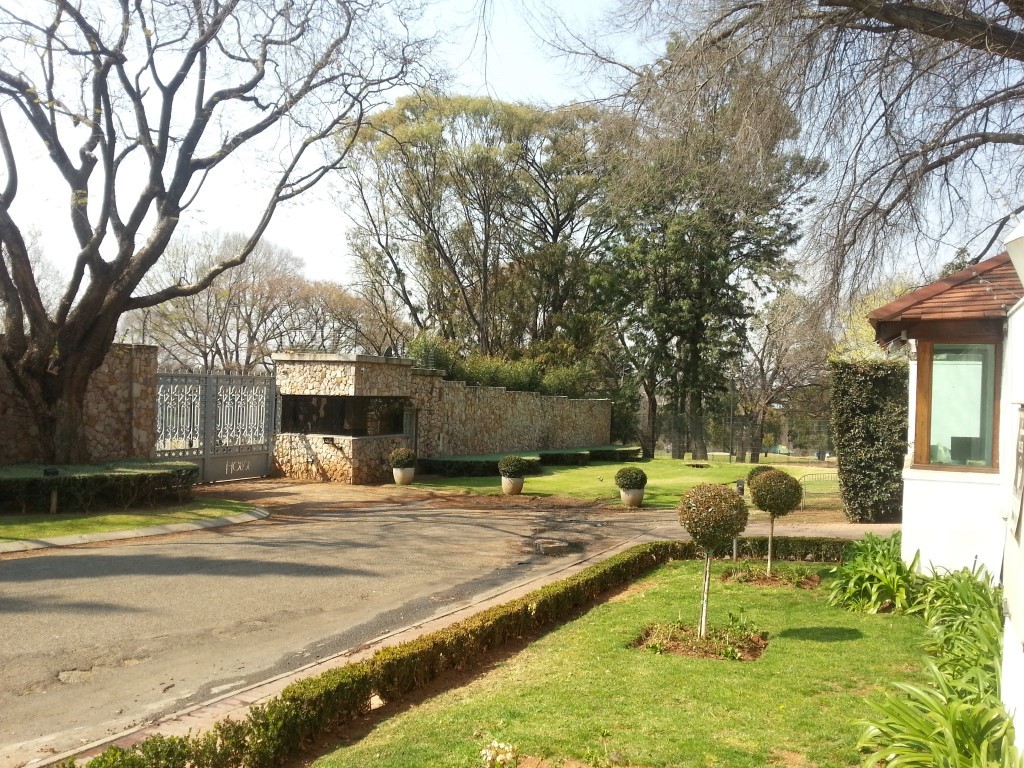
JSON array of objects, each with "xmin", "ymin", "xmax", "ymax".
[{"xmin": 0, "ymin": 0, "xmax": 428, "ymax": 461}]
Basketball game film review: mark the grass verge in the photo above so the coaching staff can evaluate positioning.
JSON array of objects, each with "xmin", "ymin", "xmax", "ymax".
[
  {"xmin": 0, "ymin": 498, "xmax": 252, "ymax": 541},
  {"xmin": 415, "ymin": 455, "xmax": 827, "ymax": 509},
  {"xmin": 315, "ymin": 559, "xmax": 926, "ymax": 768}
]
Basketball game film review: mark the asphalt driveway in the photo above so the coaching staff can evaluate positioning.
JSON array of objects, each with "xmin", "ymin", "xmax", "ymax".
[{"xmin": 0, "ymin": 482, "xmax": 675, "ymax": 767}]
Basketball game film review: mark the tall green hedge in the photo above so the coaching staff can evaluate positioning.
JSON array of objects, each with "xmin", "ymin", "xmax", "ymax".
[{"xmin": 830, "ymin": 358, "xmax": 908, "ymax": 522}]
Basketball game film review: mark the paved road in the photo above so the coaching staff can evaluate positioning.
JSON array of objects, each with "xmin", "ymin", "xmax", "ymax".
[{"xmin": 0, "ymin": 483, "xmax": 673, "ymax": 767}]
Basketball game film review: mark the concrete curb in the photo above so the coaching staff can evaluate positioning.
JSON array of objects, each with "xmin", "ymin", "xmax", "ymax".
[{"xmin": 0, "ymin": 507, "xmax": 270, "ymax": 554}]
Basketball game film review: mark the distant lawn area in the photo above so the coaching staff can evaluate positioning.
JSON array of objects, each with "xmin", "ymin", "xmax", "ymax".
[
  {"xmin": 315, "ymin": 559, "xmax": 926, "ymax": 768},
  {"xmin": 0, "ymin": 498, "xmax": 253, "ymax": 541},
  {"xmin": 416, "ymin": 455, "xmax": 830, "ymax": 510}
]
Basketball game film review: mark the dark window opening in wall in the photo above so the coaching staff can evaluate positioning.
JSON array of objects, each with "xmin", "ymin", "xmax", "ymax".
[{"xmin": 280, "ymin": 396, "xmax": 409, "ymax": 437}]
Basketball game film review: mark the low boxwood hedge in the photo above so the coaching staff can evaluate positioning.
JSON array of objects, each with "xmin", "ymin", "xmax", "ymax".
[
  {"xmin": 68, "ymin": 536, "xmax": 854, "ymax": 768},
  {"xmin": 0, "ymin": 460, "xmax": 199, "ymax": 515},
  {"xmin": 588, "ymin": 446, "xmax": 643, "ymax": 461},
  {"xmin": 419, "ymin": 455, "xmax": 543, "ymax": 477},
  {"xmin": 537, "ymin": 450, "xmax": 590, "ymax": 466}
]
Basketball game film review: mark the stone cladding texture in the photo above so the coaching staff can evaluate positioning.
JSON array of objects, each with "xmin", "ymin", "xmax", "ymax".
[
  {"xmin": 0, "ymin": 344, "xmax": 158, "ymax": 465},
  {"xmin": 271, "ymin": 355, "xmax": 611, "ymax": 484}
]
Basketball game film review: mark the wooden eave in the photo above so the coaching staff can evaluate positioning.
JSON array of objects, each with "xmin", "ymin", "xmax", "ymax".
[{"xmin": 869, "ymin": 253, "xmax": 1023, "ymax": 344}]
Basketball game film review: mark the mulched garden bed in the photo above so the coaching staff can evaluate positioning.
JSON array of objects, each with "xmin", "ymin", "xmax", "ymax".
[
  {"xmin": 630, "ymin": 621, "xmax": 769, "ymax": 661},
  {"xmin": 720, "ymin": 563, "xmax": 821, "ymax": 589}
]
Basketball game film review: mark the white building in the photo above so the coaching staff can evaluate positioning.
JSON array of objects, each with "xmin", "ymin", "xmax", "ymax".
[{"xmin": 869, "ymin": 251, "xmax": 1023, "ymax": 740}]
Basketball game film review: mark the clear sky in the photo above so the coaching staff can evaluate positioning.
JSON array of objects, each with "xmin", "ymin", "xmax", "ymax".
[{"xmin": 16, "ymin": 0, "xmax": 643, "ymax": 288}]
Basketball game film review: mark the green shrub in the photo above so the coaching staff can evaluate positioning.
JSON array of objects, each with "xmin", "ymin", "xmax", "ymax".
[
  {"xmin": 614, "ymin": 466, "xmax": 648, "ymax": 490},
  {"xmin": 859, "ymin": 662, "xmax": 1020, "ymax": 768},
  {"xmin": 0, "ymin": 461, "xmax": 199, "ymax": 515},
  {"xmin": 497, "ymin": 455, "xmax": 530, "ymax": 478},
  {"xmin": 589, "ymin": 446, "xmax": 643, "ymax": 461},
  {"xmin": 749, "ymin": 470, "xmax": 802, "ymax": 518},
  {"xmin": 678, "ymin": 483, "xmax": 749, "ymax": 554},
  {"xmin": 387, "ymin": 448, "xmax": 416, "ymax": 469},
  {"xmin": 406, "ymin": 334, "xmax": 463, "ymax": 378},
  {"xmin": 419, "ymin": 455, "xmax": 542, "ymax": 477},
  {"xmin": 827, "ymin": 532, "xmax": 919, "ymax": 613},
  {"xmin": 736, "ymin": 536, "xmax": 851, "ymax": 562},
  {"xmin": 913, "ymin": 567, "xmax": 1004, "ymax": 702},
  {"xmin": 830, "ymin": 358, "xmax": 908, "ymax": 522},
  {"xmin": 746, "ymin": 464, "xmax": 775, "ymax": 486},
  {"xmin": 539, "ymin": 363, "xmax": 596, "ymax": 399},
  {"xmin": 537, "ymin": 450, "xmax": 589, "ymax": 466},
  {"xmin": 853, "ymin": 544, "xmax": 1019, "ymax": 766}
]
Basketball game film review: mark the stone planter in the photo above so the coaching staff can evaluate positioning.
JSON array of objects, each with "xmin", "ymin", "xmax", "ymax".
[
  {"xmin": 620, "ymin": 488, "xmax": 644, "ymax": 507},
  {"xmin": 501, "ymin": 476, "xmax": 524, "ymax": 495},
  {"xmin": 393, "ymin": 467, "xmax": 415, "ymax": 485}
]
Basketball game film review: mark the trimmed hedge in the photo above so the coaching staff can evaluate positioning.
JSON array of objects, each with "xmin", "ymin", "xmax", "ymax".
[
  {"xmin": 589, "ymin": 446, "xmax": 642, "ymax": 461},
  {"xmin": 830, "ymin": 358, "xmax": 908, "ymax": 522},
  {"xmin": 59, "ymin": 536, "xmax": 854, "ymax": 767},
  {"xmin": 0, "ymin": 461, "xmax": 199, "ymax": 515},
  {"xmin": 419, "ymin": 455, "xmax": 543, "ymax": 478},
  {"xmin": 419, "ymin": 446, "xmax": 641, "ymax": 477},
  {"xmin": 537, "ymin": 450, "xmax": 590, "ymax": 466},
  {"xmin": 736, "ymin": 535, "xmax": 852, "ymax": 563}
]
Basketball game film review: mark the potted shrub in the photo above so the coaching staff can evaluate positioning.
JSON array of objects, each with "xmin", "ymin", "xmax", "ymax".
[
  {"xmin": 679, "ymin": 483, "xmax": 749, "ymax": 638},
  {"xmin": 749, "ymin": 469, "xmax": 803, "ymax": 576},
  {"xmin": 614, "ymin": 466, "xmax": 648, "ymax": 507},
  {"xmin": 498, "ymin": 455, "xmax": 529, "ymax": 495},
  {"xmin": 388, "ymin": 447, "xmax": 417, "ymax": 485}
]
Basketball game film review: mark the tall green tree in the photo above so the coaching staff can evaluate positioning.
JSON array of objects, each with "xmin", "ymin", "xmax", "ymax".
[
  {"xmin": 342, "ymin": 93, "xmax": 607, "ymax": 357},
  {"xmin": 600, "ymin": 47, "xmax": 822, "ymax": 458}
]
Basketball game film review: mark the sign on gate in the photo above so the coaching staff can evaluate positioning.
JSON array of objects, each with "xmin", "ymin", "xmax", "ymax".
[{"xmin": 156, "ymin": 373, "xmax": 276, "ymax": 483}]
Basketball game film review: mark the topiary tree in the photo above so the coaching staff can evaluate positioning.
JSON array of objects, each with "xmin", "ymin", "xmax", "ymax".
[
  {"xmin": 497, "ymin": 455, "xmax": 530, "ymax": 479},
  {"xmin": 747, "ymin": 464, "xmax": 775, "ymax": 487},
  {"xmin": 749, "ymin": 470, "xmax": 803, "ymax": 576},
  {"xmin": 679, "ymin": 483, "xmax": 749, "ymax": 638},
  {"xmin": 614, "ymin": 467, "xmax": 648, "ymax": 490},
  {"xmin": 388, "ymin": 448, "xmax": 416, "ymax": 469}
]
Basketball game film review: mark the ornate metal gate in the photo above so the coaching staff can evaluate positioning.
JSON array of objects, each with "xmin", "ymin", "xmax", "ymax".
[{"xmin": 155, "ymin": 373, "xmax": 276, "ymax": 483}]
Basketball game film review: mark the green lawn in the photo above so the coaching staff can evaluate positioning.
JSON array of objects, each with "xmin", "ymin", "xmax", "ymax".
[
  {"xmin": 0, "ymin": 498, "xmax": 253, "ymax": 541},
  {"xmin": 316, "ymin": 560, "xmax": 926, "ymax": 768},
  {"xmin": 417, "ymin": 455, "xmax": 827, "ymax": 509}
]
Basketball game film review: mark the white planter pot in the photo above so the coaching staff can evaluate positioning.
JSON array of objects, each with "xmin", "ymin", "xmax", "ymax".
[
  {"xmin": 393, "ymin": 467, "xmax": 415, "ymax": 485},
  {"xmin": 620, "ymin": 488, "xmax": 644, "ymax": 507},
  {"xmin": 501, "ymin": 476, "xmax": 524, "ymax": 495}
]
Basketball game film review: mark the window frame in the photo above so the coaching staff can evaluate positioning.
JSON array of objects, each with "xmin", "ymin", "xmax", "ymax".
[{"xmin": 913, "ymin": 339, "xmax": 1002, "ymax": 472}]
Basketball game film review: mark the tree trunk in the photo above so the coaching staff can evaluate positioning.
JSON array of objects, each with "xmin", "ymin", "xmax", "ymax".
[
  {"xmin": 640, "ymin": 387, "xmax": 658, "ymax": 459},
  {"xmin": 735, "ymin": 418, "xmax": 748, "ymax": 464},
  {"xmin": 750, "ymin": 413, "xmax": 765, "ymax": 464},
  {"xmin": 698, "ymin": 553, "xmax": 712, "ymax": 639},
  {"xmin": 688, "ymin": 388, "xmax": 708, "ymax": 461},
  {"xmin": 767, "ymin": 516, "xmax": 775, "ymax": 577}
]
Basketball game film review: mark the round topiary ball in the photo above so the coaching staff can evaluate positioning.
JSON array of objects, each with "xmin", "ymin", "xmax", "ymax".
[
  {"xmin": 388, "ymin": 447, "xmax": 416, "ymax": 469},
  {"xmin": 679, "ymin": 483, "xmax": 749, "ymax": 553},
  {"xmin": 498, "ymin": 455, "xmax": 530, "ymax": 478},
  {"xmin": 614, "ymin": 466, "xmax": 648, "ymax": 490},
  {"xmin": 750, "ymin": 469, "xmax": 803, "ymax": 519},
  {"xmin": 747, "ymin": 464, "xmax": 775, "ymax": 486}
]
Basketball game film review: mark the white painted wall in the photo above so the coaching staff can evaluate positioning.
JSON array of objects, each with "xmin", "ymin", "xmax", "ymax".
[
  {"xmin": 898, "ymin": 302, "xmax": 1024, "ymax": 742},
  {"xmin": 900, "ymin": 345, "xmax": 1009, "ymax": 577},
  {"xmin": 901, "ymin": 469, "xmax": 1006, "ymax": 575}
]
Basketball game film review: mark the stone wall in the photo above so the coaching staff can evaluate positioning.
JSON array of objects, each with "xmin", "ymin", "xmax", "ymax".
[
  {"xmin": 409, "ymin": 371, "xmax": 611, "ymax": 457},
  {"xmin": 0, "ymin": 344, "xmax": 158, "ymax": 465},
  {"xmin": 271, "ymin": 352, "xmax": 612, "ymax": 483},
  {"xmin": 274, "ymin": 433, "xmax": 410, "ymax": 484}
]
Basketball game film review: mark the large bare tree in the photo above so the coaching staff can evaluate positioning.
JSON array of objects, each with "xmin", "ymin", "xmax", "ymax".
[
  {"xmin": 0, "ymin": 0, "xmax": 428, "ymax": 462},
  {"xmin": 596, "ymin": 0, "xmax": 1024, "ymax": 298}
]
